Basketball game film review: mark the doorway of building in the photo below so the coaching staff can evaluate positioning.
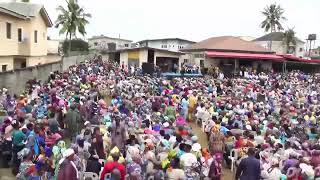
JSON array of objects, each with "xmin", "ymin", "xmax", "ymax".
[
  {"xmin": 13, "ymin": 58, "xmax": 27, "ymax": 69},
  {"xmin": 156, "ymin": 57, "xmax": 179, "ymax": 73}
]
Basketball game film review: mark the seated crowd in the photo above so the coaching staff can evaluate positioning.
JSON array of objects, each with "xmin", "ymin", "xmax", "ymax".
[{"xmin": 0, "ymin": 57, "xmax": 320, "ymax": 180}]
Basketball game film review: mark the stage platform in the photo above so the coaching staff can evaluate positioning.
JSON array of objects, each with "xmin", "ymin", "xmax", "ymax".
[{"xmin": 161, "ymin": 72, "xmax": 203, "ymax": 79}]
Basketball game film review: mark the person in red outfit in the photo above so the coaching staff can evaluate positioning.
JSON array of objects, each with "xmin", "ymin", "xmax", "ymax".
[{"xmin": 100, "ymin": 153, "xmax": 126, "ymax": 180}]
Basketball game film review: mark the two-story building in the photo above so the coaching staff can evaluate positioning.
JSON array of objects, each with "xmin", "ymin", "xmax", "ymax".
[
  {"xmin": 137, "ymin": 38, "xmax": 196, "ymax": 52},
  {"xmin": 88, "ymin": 35, "xmax": 132, "ymax": 53},
  {"xmin": 0, "ymin": 1, "xmax": 58, "ymax": 72},
  {"xmin": 254, "ymin": 32, "xmax": 305, "ymax": 58}
]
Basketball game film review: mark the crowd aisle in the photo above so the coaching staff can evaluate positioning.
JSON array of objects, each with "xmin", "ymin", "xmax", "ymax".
[{"xmin": 1, "ymin": 57, "xmax": 320, "ymax": 180}]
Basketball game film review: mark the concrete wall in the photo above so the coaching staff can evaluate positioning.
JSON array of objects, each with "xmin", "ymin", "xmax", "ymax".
[
  {"xmin": 0, "ymin": 62, "xmax": 61, "ymax": 95},
  {"xmin": 139, "ymin": 49, "xmax": 148, "ymax": 67},
  {"xmin": 47, "ymin": 40, "xmax": 60, "ymax": 54},
  {"xmin": 0, "ymin": 53, "xmax": 95, "ymax": 94},
  {"xmin": 62, "ymin": 54, "xmax": 95, "ymax": 71},
  {"xmin": 120, "ymin": 52, "xmax": 129, "ymax": 67},
  {"xmin": 89, "ymin": 37, "xmax": 132, "ymax": 51},
  {"xmin": 255, "ymin": 41, "xmax": 305, "ymax": 57},
  {"xmin": 0, "ymin": 57, "xmax": 14, "ymax": 72}
]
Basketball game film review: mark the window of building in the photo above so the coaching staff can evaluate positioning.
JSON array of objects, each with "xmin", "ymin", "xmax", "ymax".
[
  {"xmin": 299, "ymin": 48, "xmax": 303, "ymax": 52},
  {"xmin": 34, "ymin": 30, "xmax": 38, "ymax": 43},
  {"xmin": 184, "ymin": 59, "xmax": 188, "ymax": 63},
  {"xmin": 18, "ymin": 28, "xmax": 22, "ymax": 42},
  {"xmin": 124, "ymin": 44, "xmax": 129, "ymax": 47},
  {"xmin": 6, "ymin": 23, "xmax": 11, "ymax": 39},
  {"xmin": 2, "ymin": 65, "xmax": 7, "ymax": 72},
  {"xmin": 21, "ymin": 61, "xmax": 26, "ymax": 68},
  {"xmin": 194, "ymin": 54, "xmax": 204, "ymax": 58},
  {"xmin": 161, "ymin": 45, "xmax": 167, "ymax": 48},
  {"xmin": 200, "ymin": 60, "xmax": 204, "ymax": 67}
]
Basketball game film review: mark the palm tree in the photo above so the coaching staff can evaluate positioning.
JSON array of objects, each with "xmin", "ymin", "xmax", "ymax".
[
  {"xmin": 55, "ymin": 0, "xmax": 91, "ymax": 56},
  {"xmin": 261, "ymin": 3, "xmax": 286, "ymax": 50},
  {"xmin": 282, "ymin": 28, "xmax": 296, "ymax": 54}
]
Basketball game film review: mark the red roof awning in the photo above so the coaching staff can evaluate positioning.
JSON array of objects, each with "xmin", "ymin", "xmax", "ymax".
[
  {"xmin": 281, "ymin": 55, "xmax": 320, "ymax": 64},
  {"xmin": 205, "ymin": 51, "xmax": 285, "ymax": 62}
]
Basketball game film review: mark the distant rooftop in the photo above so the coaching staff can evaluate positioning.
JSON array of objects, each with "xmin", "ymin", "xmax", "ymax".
[
  {"xmin": 254, "ymin": 32, "xmax": 304, "ymax": 43},
  {"xmin": 137, "ymin": 38, "xmax": 196, "ymax": 44},
  {"xmin": 88, "ymin": 35, "xmax": 132, "ymax": 42},
  {"xmin": 183, "ymin": 36, "xmax": 270, "ymax": 53},
  {"xmin": 0, "ymin": 2, "xmax": 52, "ymax": 27}
]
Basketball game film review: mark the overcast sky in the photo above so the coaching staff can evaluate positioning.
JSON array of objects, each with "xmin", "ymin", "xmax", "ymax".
[{"xmin": 6, "ymin": 0, "xmax": 320, "ymax": 44}]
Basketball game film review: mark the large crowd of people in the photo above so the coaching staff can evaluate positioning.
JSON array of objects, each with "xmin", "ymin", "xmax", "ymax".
[{"xmin": 0, "ymin": 57, "xmax": 320, "ymax": 180}]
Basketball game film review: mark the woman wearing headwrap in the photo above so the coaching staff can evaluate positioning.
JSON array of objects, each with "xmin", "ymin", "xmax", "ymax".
[
  {"xmin": 208, "ymin": 153, "xmax": 223, "ymax": 180},
  {"xmin": 200, "ymin": 148, "xmax": 213, "ymax": 178},
  {"xmin": 209, "ymin": 124, "xmax": 225, "ymax": 154},
  {"xmin": 58, "ymin": 148, "xmax": 79, "ymax": 180},
  {"xmin": 16, "ymin": 148, "xmax": 36, "ymax": 180},
  {"xmin": 92, "ymin": 127, "xmax": 106, "ymax": 159}
]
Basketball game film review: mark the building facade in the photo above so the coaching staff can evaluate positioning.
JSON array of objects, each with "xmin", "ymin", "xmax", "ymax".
[
  {"xmin": 254, "ymin": 32, "xmax": 305, "ymax": 58},
  {"xmin": 88, "ymin": 35, "xmax": 132, "ymax": 53},
  {"xmin": 137, "ymin": 38, "xmax": 196, "ymax": 52},
  {"xmin": 0, "ymin": 1, "xmax": 60, "ymax": 72}
]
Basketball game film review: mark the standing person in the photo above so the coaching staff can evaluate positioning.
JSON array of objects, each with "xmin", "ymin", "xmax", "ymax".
[
  {"xmin": 235, "ymin": 148, "xmax": 261, "ymax": 180},
  {"xmin": 92, "ymin": 127, "xmax": 105, "ymax": 159},
  {"xmin": 100, "ymin": 153, "xmax": 126, "ymax": 180},
  {"xmin": 110, "ymin": 117, "xmax": 126, "ymax": 152},
  {"xmin": 208, "ymin": 153, "xmax": 223, "ymax": 180},
  {"xmin": 188, "ymin": 92, "xmax": 197, "ymax": 122},
  {"xmin": 86, "ymin": 155, "xmax": 102, "ymax": 176},
  {"xmin": 65, "ymin": 104, "xmax": 82, "ymax": 141},
  {"xmin": 165, "ymin": 101, "xmax": 176, "ymax": 121},
  {"xmin": 11, "ymin": 120, "xmax": 26, "ymax": 174},
  {"xmin": 16, "ymin": 148, "xmax": 36, "ymax": 180},
  {"xmin": 48, "ymin": 111, "xmax": 59, "ymax": 134},
  {"xmin": 58, "ymin": 148, "xmax": 79, "ymax": 180}
]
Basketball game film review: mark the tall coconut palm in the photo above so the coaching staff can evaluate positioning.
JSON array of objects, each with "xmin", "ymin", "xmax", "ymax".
[
  {"xmin": 283, "ymin": 28, "xmax": 297, "ymax": 54},
  {"xmin": 55, "ymin": 0, "xmax": 91, "ymax": 56},
  {"xmin": 261, "ymin": 3, "xmax": 286, "ymax": 50}
]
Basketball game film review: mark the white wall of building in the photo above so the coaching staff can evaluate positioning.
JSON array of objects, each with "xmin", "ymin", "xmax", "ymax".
[
  {"xmin": 140, "ymin": 39, "xmax": 194, "ymax": 52},
  {"xmin": 255, "ymin": 41, "xmax": 305, "ymax": 57},
  {"xmin": 89, "ymin": 37, "xmax": 132, "ymax": 51},
  {"xmin": 139, "ymin": 49, "xmax": 148, "ymax": 67},
  {"xmin": 120, "ymin": 52, "xmax": 128, "ymax": 66}
]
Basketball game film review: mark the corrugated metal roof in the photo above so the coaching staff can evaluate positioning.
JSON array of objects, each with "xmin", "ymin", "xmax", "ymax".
[
  {"xmin": 184, "ymin": 36, "xmax": 270, "ymax": 53},
  {"xmin": 254, "ymin": 32, "xmax": 304, "ymax": 43},
  {"xmin": 0, "ymin": 2, "xmax": 42, "ymax": 17},
  {"xmin": 0, "ymin": 2, "xmax": 52, "ymax": 27}
]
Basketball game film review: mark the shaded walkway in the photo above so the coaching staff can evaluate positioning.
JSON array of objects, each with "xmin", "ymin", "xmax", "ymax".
[{"xmin": 190, "ymin": 122, "xmax": 234, "ymax": 180}]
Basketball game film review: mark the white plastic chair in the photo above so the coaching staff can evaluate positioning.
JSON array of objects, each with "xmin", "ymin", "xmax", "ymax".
[
  {"xmin": 99, "ymin": 159, "xmax": 106, "ymax": 166},
  {"xmin": 228, "ymin": 149, "xmax": 239, "ymax": 172},
  {"xmin": 82, "ymin": 172, "xmax": 99, "ymax": 180}
]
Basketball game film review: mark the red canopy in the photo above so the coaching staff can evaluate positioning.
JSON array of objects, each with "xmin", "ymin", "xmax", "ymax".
[
  {"xmin": 205, "ymin": 51, "xmax": 285, "ymax": 62},
  {"xmin": 281, "ymin": 55, "xmax": 320, "ymax": 64}
]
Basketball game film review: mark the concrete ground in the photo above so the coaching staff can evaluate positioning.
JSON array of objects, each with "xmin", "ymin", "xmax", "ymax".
[
  {"xmin": 190, "ymin": 123, "xmax": 234, "ymax": 180},
  {"xmin": 0, "ymin": 169, "xmax": 15, "ymax": 180}
]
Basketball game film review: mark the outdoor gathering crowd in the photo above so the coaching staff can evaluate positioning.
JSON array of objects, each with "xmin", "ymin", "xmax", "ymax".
[{"xmin": 1, "ymin": 56, "xmax": 320, "ymax": 180}]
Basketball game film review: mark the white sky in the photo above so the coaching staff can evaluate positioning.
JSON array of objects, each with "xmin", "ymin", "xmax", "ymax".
[{"xmin": 5, "ymin": 0, "xmax": 320, "ymax": 45}]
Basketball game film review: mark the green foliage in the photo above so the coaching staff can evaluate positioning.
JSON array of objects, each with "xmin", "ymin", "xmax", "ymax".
[
  {"xmin": 55, "ymin": 0, "xmax": 91, "ymax": 55},
  {"xmin": 261, "ymin": 3, "xmax": 286, "ymax": 33},
  {"xmin": 21, "ymin": 0, "xmax": 30, "ymax": 2},
  {"xmin": 62, "ymin": 39, "xmax": 89, "ymax": 54},
  {"xmin": 283, "ymin": 28, "xmax": 297, "ymax": 54}
]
